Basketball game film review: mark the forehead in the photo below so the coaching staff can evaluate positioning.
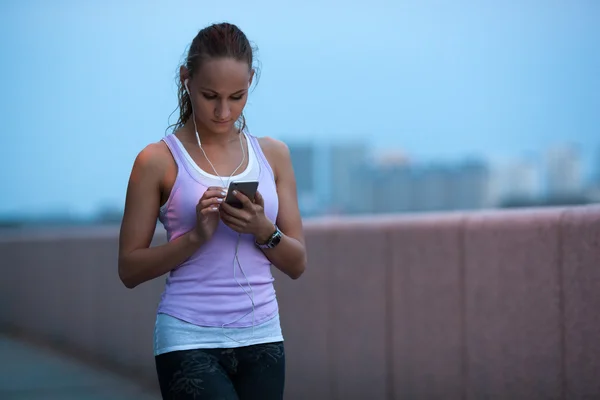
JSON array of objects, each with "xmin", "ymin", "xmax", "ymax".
[{"xmin": 195, "ymin": 58, "xmax": 251, "ymax": 91}]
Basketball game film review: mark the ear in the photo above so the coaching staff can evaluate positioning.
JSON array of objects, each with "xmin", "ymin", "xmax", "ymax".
[{"xmin": 180, "ymin": 66, "xmax": 190, "ymax": 89}]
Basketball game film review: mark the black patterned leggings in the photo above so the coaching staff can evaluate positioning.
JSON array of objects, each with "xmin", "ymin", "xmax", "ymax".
[{"xmin": 154, "ymin": 342, "xmax": 285, "ymax": 400}]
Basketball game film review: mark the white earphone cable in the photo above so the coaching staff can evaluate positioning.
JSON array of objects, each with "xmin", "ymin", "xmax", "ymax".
[{"xmin": 185, "ymin": 80, "xmax": 256, "ymax": 344}]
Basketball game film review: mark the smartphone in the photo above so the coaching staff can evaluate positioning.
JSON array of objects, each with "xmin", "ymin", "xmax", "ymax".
[{"xmin": 225, "ymin": 180, "xmax": 259, "ymax": 209}]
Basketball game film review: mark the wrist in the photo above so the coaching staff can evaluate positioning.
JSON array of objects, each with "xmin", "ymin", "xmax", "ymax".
[{"xmin": 254, "ymin": 219, "xmax": 276, "ymax": 245}]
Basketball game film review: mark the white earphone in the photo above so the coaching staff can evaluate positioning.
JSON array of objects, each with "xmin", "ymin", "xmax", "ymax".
[{"xmin": 183, "ymin": 76, "xmax": 256, "ymax": 344}]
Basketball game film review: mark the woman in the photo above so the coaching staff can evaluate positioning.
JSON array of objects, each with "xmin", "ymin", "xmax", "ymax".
[{"xmin": 118, "ymin": 22, "xmax": 306, "ymax": 400}]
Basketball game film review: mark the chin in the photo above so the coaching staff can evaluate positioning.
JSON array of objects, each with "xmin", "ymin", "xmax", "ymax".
[{"xmin": 211, "ymin": 121, "xmax": 234, "ymax": 133}]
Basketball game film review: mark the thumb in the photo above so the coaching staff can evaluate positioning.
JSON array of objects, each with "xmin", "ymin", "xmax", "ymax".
[{"xmin": 254, "ymin": 190, "xmax": 264, "ymax": 207}]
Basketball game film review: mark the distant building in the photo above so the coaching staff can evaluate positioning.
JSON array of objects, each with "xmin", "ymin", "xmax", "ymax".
[
  {"xmin": 288, "ymin": 143, "xmax": 317, "ymax": 216},
  {"xmin": 411, "ymin": 164, "xmax": 453, "ymax": 212},
  {"xmin": 408, "ymin": 160, "xmax": 491, "ymax": 212},
  {"xmin": 327, "ymin": 142, "xmax": 369, "ymax": 214},
  {"xmin": 495, "ymin": 157, "xmax": 542, "ymax": 206},
  {"xmin": 360, "ymin": 163, "xmax": 412, "ymax": 214},
  {"xmin": 594, "ymin": 145, "xmax": 600, "ymax": 185},
  {"xmin": 448, "ymin": 159, "xmax": 491, "ymax": 210},
  {"xmin": 545, "ymin": 144, "xmax": 583, "ymax": 197},
  {"xmin": 288, "ymin": 143, "xmax": 315, "ymax": 194},
  {"xmin": 355, "ymin": 155, "xmax": 491, "ymax": 214}
]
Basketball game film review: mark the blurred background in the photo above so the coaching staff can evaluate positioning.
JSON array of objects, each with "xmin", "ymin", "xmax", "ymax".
[
  {"xmin": 1, "ymin": 0, "xmax": 598, "ymax": 227},
  {"xmin": 1, "ymin": 1, "xmax": 599, "ymax": 399}
]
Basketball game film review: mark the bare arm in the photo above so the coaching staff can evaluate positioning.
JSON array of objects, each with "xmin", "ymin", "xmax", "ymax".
[
  {"xmin": 117, "ymin": 143, "xmax": 206, "ymax": 288},
  {"xmin": 255, "ymin": 138, "xmax": 307, "ymax": 279}
]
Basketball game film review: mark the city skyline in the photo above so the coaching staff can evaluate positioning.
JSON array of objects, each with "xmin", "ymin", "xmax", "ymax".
[
  {"xmin": 3, "ymin": 138, "xmax": 596, "ymax": 225},
  {"xmin": 287, "ymin": 140, "xmax": 599, "ymax": 217}
]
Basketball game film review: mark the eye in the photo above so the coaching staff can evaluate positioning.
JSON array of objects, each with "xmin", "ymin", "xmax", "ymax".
[
  {"xmin": 202, "ymin": 93, "xmax": 217, "ymax": 100},
  {"xmin": 231, "ymin": 95, "xmax": 244, "ymax": 101}
]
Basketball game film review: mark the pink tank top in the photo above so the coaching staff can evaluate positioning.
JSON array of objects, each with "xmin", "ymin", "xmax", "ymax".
[{"xmin": 156, "ymin": 132, "xmax": 280, "ymax": 328}]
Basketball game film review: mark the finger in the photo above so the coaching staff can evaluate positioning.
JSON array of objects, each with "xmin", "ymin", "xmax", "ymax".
[
  {"xmin": 199, "ymin": 205, "xmax": 219, "ymax": 217},
  {"xmin": 220, "ymin": 207, "xmax": 250, "ymax": 224},
  {"xmin": 222, "ymin": 220, "xmax": 244, "ymax": 233},
  {"xmin": 220, "ymin": 213, "xmax": 246, "ymax": 230},
  {"xmin": 200, "ymin": 197, "xmax": 224, "ymax": 209},
  {"xmin": 201, "ymin": 188, "xmax": 227, "ymax": 201},
  {"xmin": 220, "ymin": 202, "xmax": 246, "ymax": 218},
  {"xmin": 219, "ymin": 212, "xmax": 238, "ymax": 225},
  {"xmin": 233, "ymin": 190, "xmax": 254, "ymax": 209},
  {"xmin": 254, "ymin": 190, "xmax": 264, "ymax": 207},
  {"xmin": 206, "ymin": 186, "xmax": 227, "ymax": 194}
]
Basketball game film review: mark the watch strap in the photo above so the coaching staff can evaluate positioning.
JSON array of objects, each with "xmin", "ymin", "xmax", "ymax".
[{"xmin": 256, "ymin": 226, "xmax": 282, "ymax": 249}]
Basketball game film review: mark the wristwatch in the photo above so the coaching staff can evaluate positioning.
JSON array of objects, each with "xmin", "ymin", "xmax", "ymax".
[{"xmin": 256, "ymin": 225, "xmax": 283, "ymax": 249}]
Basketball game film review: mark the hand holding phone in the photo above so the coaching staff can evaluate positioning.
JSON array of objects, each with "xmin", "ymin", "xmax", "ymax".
[
  {"xmin": 224, "ymin": 180, "xmax": 259, "ymax": 209},
  {"xmin": 221, "ymin": 180, "xmax": 274, "ymax": 237}
]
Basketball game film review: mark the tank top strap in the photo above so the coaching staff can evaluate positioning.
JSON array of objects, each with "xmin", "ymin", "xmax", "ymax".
[
  {"xmin": 161, "ymin": 134, "xmax": 187, "ymax": 169},
  {"xmin": 246, "ymin": 132, "xmax": 276, "ymax": 183}
]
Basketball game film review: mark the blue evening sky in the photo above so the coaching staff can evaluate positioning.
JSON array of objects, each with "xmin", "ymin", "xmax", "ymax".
[{"xmin": 0, "ymin": 0, "xmax": 598, "ymax": 216}]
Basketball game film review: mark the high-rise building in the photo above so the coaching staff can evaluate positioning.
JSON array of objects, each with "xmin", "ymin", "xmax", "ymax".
[
  {"xmin": 587, "ymin": 145, "xmax": 600, "ymax": 203},
  {"xmin": 545, "ymin": 144, "xmax": 583, "ymax": 198},
  {"xmin": 411, "ymin": 164, "xmax": 454, "ymax": 212},
  {"xmin": 288, "ymin": 143, "xmax": 317, "ymax": 216},
  {"xmin": 356, "ymin": 152, "xmax": 491, "ymax": 214},
  {"xmin": 495, "ymin": 157, "xmax": 542, "ymax": 205},
  {"xmin": 408, "ymin": 159, "xmax": 491, "ymax": 212},
  {"xmin": 365, "ymin": 163, "xmax": 412, "ymax": 214},
  {"xmin": 327, "ymin": 142, "xmax": 369, "ymax": 214},
  {"xmin": 595, "ymin": 145, "xmax": 600, "ymax": 184},
  {"xmin": 451, "ymin": 159, "xmax": 491, "ymax": 210},
  {"xmin": 288, "ymin": 143, "xmax": 315, "ymax": 193}
]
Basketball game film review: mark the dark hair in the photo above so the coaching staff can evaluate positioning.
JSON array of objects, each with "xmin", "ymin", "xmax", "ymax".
[{"xmin": 168, "ymin": 22, "xmax": 259, "ymax": 134}]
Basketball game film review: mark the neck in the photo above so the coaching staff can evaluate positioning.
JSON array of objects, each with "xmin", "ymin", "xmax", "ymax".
[{"xmin": 183, "ymin": 119, "xmax": 240, "ymax": 146}]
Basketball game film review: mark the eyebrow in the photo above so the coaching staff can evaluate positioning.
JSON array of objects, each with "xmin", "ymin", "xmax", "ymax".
[{"xmin": 199, "ymin": 87, "xmax": 247, "ymax": 95}]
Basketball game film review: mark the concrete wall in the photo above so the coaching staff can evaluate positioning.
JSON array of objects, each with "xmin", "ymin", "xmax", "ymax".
[{"xmin": 1, "ymin": 205, "xmax": 599, "ymax": 399}]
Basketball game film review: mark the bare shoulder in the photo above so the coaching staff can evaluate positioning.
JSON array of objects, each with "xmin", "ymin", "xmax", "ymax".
[
  {"xmin": 256, "ymin": 136, "xmax": 292, "ymax": 181},
  {"xmin": 132, "ymin": 140, "xmax": 173, "ymax": 175},
  {"xmin": 258, "ymin": 136, "xmax": 290, "ymax": 163},
  {"xmin": 257, "ymin": 136, "xmax": 290, "ymax": 157}
]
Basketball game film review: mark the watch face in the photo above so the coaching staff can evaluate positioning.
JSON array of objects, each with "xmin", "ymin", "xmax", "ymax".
[
  {"xmin": 271, "ymin": 231, "xmax": 282, "ymax": 247},
  {"xmin": 257, "ymin": 227, "xmax": 283, "ymax": 249}
]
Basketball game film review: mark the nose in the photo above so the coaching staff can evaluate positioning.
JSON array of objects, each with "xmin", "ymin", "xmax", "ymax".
[{"xmin": 215, "ymin": 100, "xmax": 231, "ymax": 120}]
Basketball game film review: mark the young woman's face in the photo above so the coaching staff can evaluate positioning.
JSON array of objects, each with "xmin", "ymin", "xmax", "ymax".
[{"xmin": 185, "ymin": 57, "xmax": 253, "ymax": 135}]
